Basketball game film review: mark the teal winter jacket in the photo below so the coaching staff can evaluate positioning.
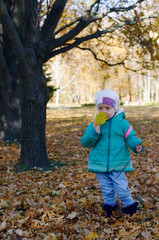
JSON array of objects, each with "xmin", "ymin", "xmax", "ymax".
[{"xmin": 81, "ymin": 108, "xmax": 144, "ymax": 172}]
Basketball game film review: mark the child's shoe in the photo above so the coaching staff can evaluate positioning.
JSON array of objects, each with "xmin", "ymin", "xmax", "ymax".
[
  {"xmin": 103, "ymin": 203, "xmax": 119, "ymax": 218},
  {"xmin": 122, "ymin": 202, "xmax": 138, "ymax": 216}
]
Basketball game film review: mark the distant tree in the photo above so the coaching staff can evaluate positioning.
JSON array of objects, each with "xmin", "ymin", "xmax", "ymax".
[
  {"xmin": 0, "ymin": 0, "xmax": 157, "ymax": 169},
  {"xmin": 0, "ymin": 1, "xmax": 21, "ymax": 141}
]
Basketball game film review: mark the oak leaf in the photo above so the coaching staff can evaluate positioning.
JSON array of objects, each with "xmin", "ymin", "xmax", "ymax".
[
  {"xmin": 86, "ymin": 232, "xmax": 99, "ymax": 239},
  {"xmin": 94, "ymin": 112, "xmax": 108, "ymax": 127}
]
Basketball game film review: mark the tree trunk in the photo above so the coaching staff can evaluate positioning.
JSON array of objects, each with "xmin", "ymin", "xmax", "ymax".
[
  {"xmin": 3, "ymin": 0, "xmax": 50, "ymax": 169},
  {"xmin": 144, "ymin": 75, "xmax": 147, "ymax": 102},
  {"xmin": 0, "ymin": 92, "xmax": 21, "ymax": 141},
  {"xmin": 156, "ymin": 76, "xmax": 159, "ymax": 102},
  {"xmin": 0, "ymin": 28, "xmax": 21, "ymax": 140},
  {"xmin": 148, "ymin": 69, "xmax": 151, "ymax": 102},
  {"xmin": 19, "ymin": 63, "xmax": 49, "ymax": 168},
  {"xmin": 20, "ymin": 100, "xmax": 49, "ymax": 168},
  {"xmin": 128, "ymin": 75, "xmax": 132, "ymax": 100},
  {"xmin": 56, "ymin": 89, "xmax": 60, "ymax": 106}
]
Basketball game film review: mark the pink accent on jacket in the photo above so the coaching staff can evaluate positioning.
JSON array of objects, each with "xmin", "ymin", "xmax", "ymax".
[{"xmin": 125, "ymin": 125, "xmax": 132, "ymax": 139}]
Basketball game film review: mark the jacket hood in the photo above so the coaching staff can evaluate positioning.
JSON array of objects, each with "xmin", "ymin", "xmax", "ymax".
[{"xmin": 114, "ymin": 108, "xmax": 126, "ymax": 119}]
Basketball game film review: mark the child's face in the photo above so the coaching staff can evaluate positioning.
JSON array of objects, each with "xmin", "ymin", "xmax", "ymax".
[{"xmin": 97, "ymin": 104, "xmax": 116, "ymax": 119}]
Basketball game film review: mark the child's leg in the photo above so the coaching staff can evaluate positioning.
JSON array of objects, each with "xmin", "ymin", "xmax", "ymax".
[
  {"xmin": 95, "ymin": 172, "xmax": 119, "ymax": 217},
  {"xmin": 95, "ymin": 172, "xmax": 116, "ymax": 206},
  {"xmin": 110, "ymin": 171, "xmax": 134, "ymax": 207},
  {"xmin": 111, "ymin": 171, "xmax": 139, "ymax": 216}
]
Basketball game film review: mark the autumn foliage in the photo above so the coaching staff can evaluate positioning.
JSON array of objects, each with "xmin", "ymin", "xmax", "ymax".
[{"xmin": 0, "ymin": 105, "xmax": 159, "ymax": 239}]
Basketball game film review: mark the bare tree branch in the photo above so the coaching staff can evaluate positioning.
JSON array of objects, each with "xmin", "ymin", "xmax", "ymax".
[
  {"xmin": 0, "ymin": 1, "xmax": 31, "ymax": 75},
  {"xmin": 53, "ymin": 0, "xmax": 144, "ymax": 38},
  {"xmin": 124, "ymin": 65, "xmax": 144, "ymax": 72},
  {"xmin": 45, "ymin": 38, "xmax": 145, "ymax": 74},
  {"xmin": 140, "ymin": 15, "xmax": 159, "ymax": 21},
  {"xmin": 110, "ymin": 0, "xmax": 145, "ymax": 12},
  {"xmin": 87, "ymin": 0, "xmax": 145, "ymax": 21},
  {"xmin": 41, "ymin": 0, "xmax": 67, "ymax": 43},
  {"xmin": 45, "ymin": 0, "xmax": 147, "ymax": 55},
  {"xmin": 76, "ymin": 45, "xmax": 124, "ymax": 67},
  {"xmin": 54, "ymin": 18, "xmax": 81, "ymax": 36},
  {"xmin": 45, "ymin": 19, "xmax": 91, "ymax": 54},
  {"xmin": 85, "ymin": 0, "xmax": 100, "ymax": 12},
  {"xmin": 51, "ymin": 0, "xmax": 101, "ymax": 38},
  {"xmin": 77, "ymin": 46, "xmax": 144, "ymax": 72},
  {"xmin": 44, "ymin": 19, "xmax": 135, "ymax": 61},
  {"xmin": 45, "ymin": 1, "xmax": 102, "ymax": 54}
]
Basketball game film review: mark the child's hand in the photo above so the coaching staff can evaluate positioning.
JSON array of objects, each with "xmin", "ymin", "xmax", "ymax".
[
  {"xmin": 95, "ymin": 126, "xmax": 100, "ymax": 133},
  {"xmin": 136, "ymin": 144, "xmax": 143, "ymax": 153}
]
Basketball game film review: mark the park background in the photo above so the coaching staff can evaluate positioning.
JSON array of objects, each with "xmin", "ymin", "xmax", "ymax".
[
  {"xmin": 0, "ymin": 0, "xmax": 159, "ymax": 239},
  {"xmin": 46, "ymin": 44, "xmax": 159, "ymax": 108},
  {"xmin": 0, "ymin": 104, "xmax": 159, "ymax": 239}
]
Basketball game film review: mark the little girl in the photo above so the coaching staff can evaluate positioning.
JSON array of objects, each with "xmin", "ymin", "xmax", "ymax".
[{"xmin": 81, "ymin": 88, "xmax": 145, "ymax": 218}]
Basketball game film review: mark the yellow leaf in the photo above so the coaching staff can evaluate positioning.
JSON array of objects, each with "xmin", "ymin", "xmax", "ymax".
[
  {"xmin": 94, "ymin": 112, "xmax": 108, "ymax": 126},
  {"xmin": 86, "ymin": 232, "xmax": 99, "ymax": 239}
]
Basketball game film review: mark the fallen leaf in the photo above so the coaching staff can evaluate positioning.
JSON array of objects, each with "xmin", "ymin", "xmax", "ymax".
[
  {"xmin": 67, "ymin": 211, "xmax": 78, "ymax": 219},
  {"xmin": 15, "ymin": 229, "xmax": 23, "ymax": 236},
  {"xmin": 86, "ymin": 232, "xmax": 99, "ymax": 239},
  {"xmin": 0, "ymin": 221, "xmax": 8, "ymax": 231}
]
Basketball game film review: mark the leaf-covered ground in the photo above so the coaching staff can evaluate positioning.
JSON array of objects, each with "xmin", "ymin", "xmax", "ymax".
[{"xmin": 0, "ymin": 105, "xmax": 159, "ymax": 239}]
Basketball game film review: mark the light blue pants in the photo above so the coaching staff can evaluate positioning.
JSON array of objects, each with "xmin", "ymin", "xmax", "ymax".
[{"xmin": 95, "ymin": 171, "xmax": 134, "ymax": 207}]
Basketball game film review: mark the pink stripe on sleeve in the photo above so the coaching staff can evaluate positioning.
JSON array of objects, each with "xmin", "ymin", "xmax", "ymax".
[{"xmin": 125, "ymin": 125, "xmax": 132, "ymax": 139}]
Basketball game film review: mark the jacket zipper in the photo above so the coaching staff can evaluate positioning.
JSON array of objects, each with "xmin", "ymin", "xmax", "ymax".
[{"xmin": 107, "ymin": 120, "xmax": 111, "ymax": 172}]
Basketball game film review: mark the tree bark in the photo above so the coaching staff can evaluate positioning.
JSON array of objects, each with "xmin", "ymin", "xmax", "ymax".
[
  {"xmin": 19, "ymin": 91, "xmax": 49, "ymax": 168},
  {"xmin": 0, "ymin": 91, "xmax": 21, "ymax": 141},
  {"xmin": 0, "ymin": 24, "xmax": 21, "ymax": 140},
  {"xmin": 0, "ymin": 1, "xmax": 49, "ymax": 168},
  {"xmin": 19, "ymin": 59, "xmax": 49, "ymax": 168}
]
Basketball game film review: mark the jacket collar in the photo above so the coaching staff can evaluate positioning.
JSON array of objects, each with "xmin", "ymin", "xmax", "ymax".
[{"xmin": 114, "ymin": 108, "xmax": 125, "ymax": 118}]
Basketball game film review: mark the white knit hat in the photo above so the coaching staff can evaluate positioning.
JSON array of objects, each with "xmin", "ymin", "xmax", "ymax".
[{"xmin": 95, "ymin": 88, "xmax": 120, "ymax": 109}]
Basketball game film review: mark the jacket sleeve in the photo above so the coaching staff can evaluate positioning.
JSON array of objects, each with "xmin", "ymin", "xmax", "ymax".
[
  {"xmin": 81, "ymin": 122, "xmax": 100, "ymax": 148},
  {"xmin": 123, "ymin": 120, "xmax": 145, "ymax": 154}
]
